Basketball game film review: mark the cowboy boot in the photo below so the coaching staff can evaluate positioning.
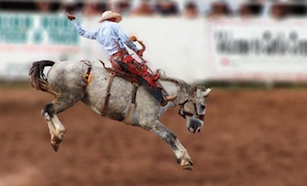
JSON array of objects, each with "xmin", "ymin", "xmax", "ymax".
[{"xmin": 160, "ymin": 95, "xmax": 177, "ymax": 106}]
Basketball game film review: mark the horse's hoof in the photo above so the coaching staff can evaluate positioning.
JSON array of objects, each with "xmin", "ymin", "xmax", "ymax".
[
  {"xmin": 51, "ymin": 142, "xmax": 59, "ymax": 152},
  {"xmin": 182, "ymin": 164, "xmax": 193, "ymax": 170},
  {"xmin": 50, "ymin": 135, "xmax": 63, "ymax": 152},
  {"xmin": 180, "ymin": 160, "xmax": 193, "ymax": 170},
  {"xmin": 178, "ymin": 157, "xmax": 193, "ymax": 170}
]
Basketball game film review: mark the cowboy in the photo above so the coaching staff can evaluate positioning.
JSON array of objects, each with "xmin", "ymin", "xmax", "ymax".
[{"xmin": 66, "ymin": 10, "xmax": 176, "ymax": 106}]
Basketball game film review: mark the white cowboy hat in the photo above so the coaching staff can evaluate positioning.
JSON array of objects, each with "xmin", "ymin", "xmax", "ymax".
[{"xmin": 98, "ymin": 10, "xmax": 122, "ymax": 23}]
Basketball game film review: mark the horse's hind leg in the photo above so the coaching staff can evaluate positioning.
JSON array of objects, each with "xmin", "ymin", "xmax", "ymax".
[
  {"xmin": 144, "ymin": 121, "xmax": 193, "ymax": 170},
  {"xmin": 42, "ymin": 93, "xmax": 83, "ymax": 151},
  {"xmin": 41, "ymin": 102, "xmax": 66, "ymax": 151}
]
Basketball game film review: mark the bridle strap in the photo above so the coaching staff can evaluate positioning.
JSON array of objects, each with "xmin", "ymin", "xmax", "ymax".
[{"xmin": 178, "ymin": 98, "xmax": 205, "ymax": 120}]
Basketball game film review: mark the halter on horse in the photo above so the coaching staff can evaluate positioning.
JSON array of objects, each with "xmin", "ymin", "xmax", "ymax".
[{"xmin": 29, "ymin": 60, "xmax": 212, "ymax": 170}]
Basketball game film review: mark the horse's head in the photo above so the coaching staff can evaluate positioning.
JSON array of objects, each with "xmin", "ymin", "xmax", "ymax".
[{"xmin": 178, "ymin": 86, "xmax": 212, "ymax": 133}]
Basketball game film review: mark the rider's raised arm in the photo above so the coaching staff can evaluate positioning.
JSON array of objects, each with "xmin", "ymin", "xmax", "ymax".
[
  {"xmin": 113, "ymin": 24, "xmax": 138, "ymax": 53},
  {"xmin": 72, "ymin": 19, "xmax": 98, "ymax": 40}
]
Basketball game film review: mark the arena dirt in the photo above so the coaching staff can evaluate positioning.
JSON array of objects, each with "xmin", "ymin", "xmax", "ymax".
[{"xmin": 0, "ymin": 88, "xmax": 306, "ymax": 186}]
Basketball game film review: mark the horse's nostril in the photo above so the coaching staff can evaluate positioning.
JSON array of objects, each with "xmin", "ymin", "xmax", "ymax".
[{"xmin": 196, "ymin": 127, "xmax": 201, "ymax": 133}]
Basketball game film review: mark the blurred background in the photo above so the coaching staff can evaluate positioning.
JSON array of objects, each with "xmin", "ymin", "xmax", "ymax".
[
  {"xmin": 1, "ymin": 0, "xmax": 307, "ymax": 83},
  {"xmin": 1, "ymin": 0, "xmax": 307, "ymax": 186}
]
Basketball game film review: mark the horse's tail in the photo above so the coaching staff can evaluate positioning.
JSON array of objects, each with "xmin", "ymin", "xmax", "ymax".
[{"xmin": 29, "ymin": 60, "xmax": 60, "ymax": 97}]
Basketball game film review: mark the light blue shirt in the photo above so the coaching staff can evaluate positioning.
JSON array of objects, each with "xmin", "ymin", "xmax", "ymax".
[{"xmin": 72, "ymin": 19, "xmax": 138, "ymax": 55}]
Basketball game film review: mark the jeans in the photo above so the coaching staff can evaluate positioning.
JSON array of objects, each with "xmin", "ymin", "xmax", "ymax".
[{"xmin": 115, "ymin": 60, "xmax": 164, "ymax": 103}]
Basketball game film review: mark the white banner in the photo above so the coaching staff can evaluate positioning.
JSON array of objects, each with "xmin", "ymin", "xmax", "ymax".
[{"xmin": 207, "ymin": 18, "xmax": 307, "ymax": 82}]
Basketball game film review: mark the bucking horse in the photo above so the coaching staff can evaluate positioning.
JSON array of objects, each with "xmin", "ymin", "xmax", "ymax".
[{"xmin": 29, "ymin": 59, "xmax": 212, "ymax": 170}]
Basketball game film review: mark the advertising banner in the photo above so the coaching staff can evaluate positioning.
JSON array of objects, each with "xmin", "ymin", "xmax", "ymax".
[
  {"xmin": 0, "ymin": 12, "xmax": 80, "ymax": 79},
  {"xmin": 207, "ymin": 18, "xmax": 307, "ymax": 82}
]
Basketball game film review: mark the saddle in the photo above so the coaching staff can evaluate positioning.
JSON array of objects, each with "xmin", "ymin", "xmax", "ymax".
[
  {"xmin": 110, "ymin": 55, "xmax": 160, "ymax": 88},
  {"xmin": 81, "ymin": 59, "xmax": 167, "ymax": 123},
  {"xmin": 81, "ymin": 59, "xmax": 138, "ymax": 123}
]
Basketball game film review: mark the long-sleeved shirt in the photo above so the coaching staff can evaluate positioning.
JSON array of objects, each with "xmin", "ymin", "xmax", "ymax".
[{"xmin": 72, "ymin": 19, "xmax": 138, "ymax": 55}]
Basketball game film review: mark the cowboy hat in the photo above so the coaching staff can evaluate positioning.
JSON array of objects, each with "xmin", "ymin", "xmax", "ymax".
[{"xmin": 98, "ymin": 10, "xmax": 122, "ymax": 23}]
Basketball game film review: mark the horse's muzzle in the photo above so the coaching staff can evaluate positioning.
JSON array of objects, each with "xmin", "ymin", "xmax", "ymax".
[{"xmin": 187, "ymin": 118, "xmax": 203, "ymax": 133}]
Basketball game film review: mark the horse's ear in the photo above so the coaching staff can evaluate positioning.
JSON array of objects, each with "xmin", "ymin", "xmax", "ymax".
[
  {"xmin": 203, "ymin": 88, "xmax": 213, "ymax": 97},
  {"xmin": 197, "ymin": 86, "xmax": 213, "ymax": 97}
]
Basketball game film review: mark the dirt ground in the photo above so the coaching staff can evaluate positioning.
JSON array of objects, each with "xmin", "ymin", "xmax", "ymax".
[{"xmin": 0, "ymin": 87, "xmax": 306, "ymax": 186}]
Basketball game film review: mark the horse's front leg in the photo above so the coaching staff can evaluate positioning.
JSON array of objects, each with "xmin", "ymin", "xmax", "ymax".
[
  {"xmin": 144, "ymin": 121, "xmax": 193, "ymax": 170},
  {"xmin": 41, "ymin": 103, "xmax": 66, "ymax": 152}
]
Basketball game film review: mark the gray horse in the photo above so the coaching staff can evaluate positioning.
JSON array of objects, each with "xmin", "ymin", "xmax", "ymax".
[{"xmin": 29, "ymin": 60, "xmax": 212, "ymax": 170}]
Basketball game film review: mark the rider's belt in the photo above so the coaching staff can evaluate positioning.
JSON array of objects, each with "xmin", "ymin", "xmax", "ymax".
[{"xmin": 111, "ymin": 50, "xmax": 128, "ymax": 58}]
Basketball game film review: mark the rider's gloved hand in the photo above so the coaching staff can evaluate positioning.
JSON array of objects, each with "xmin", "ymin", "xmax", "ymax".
[
  {"xmin": 66, "ymin": 12, "xmax": 76, "ymax": 21},
  {"xmin": 137, "ymin": 49, "xmax": 144, "ymax": 57},
  {"xmin": 129, "ymin": 36, "xmax": 137, "ymax": 42}
]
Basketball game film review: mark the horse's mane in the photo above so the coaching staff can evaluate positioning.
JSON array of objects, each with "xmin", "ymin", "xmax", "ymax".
[{"xmin": 156, "ymin": 69, "xmax": 197, "ymax": 94}]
